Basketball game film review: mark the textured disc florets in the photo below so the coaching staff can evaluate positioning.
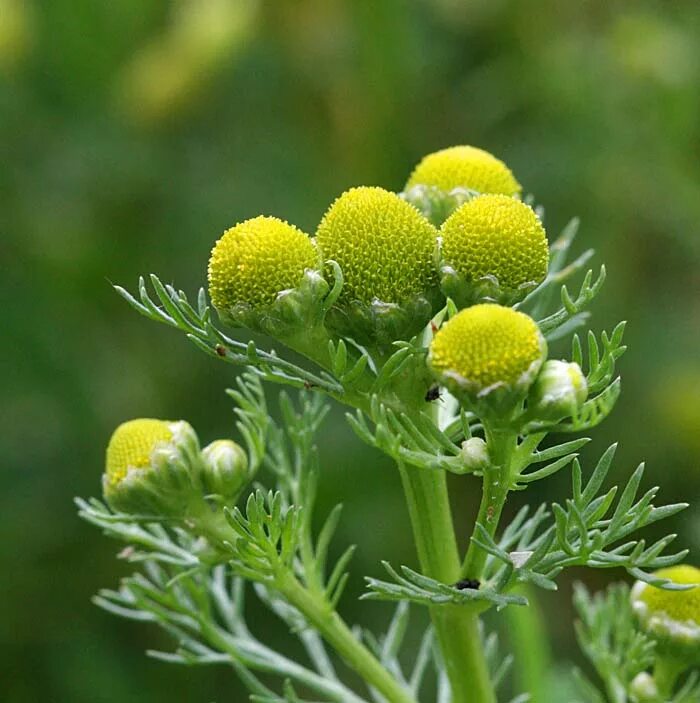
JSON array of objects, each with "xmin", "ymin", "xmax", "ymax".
[
  {"xmin": 208, "ymin": 216, "xmax": 318, "ymax": 312},
  {"xmin": 429, "ymin": 304, "xmax": 546, "ymax": 391},
  {"xmin": 406, "ymin": 145, "xmax": 521, "ymax": 196},
  {"xmin": 441, "ymin": 194, "xmax": 549, "ymax": 303},
  {"xmin": 315, "ymin": 186, "xmax": 438, "ymax": 305},
  {"xmin": 105, "ymin": 419, "xmax": 173, "ymax": 488}
]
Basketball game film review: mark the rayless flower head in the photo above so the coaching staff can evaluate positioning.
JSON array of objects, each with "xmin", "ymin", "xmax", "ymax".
[
  {"xmin": 103, "ymin": 418, "xmax": 201, "ymax": 516},
  {"xmin": 208, "ymin": 215, "xmax": 321, "ymax": 332},
  {"xmin": 631, "ymin": 565, "xmax": 700, "ymax": 663},
  {"xmin": 428, "ymin": 304, "xmax": 546, "ymax": 414},
  {"xmin": 440, "ymin": 194, "xmax": 549, "ymax": 307},
  {"xmin": 316, "ymin": 186, "xmax": 441, "ymax": 345},
  {"xmin": 528, "ymin": 359, "xmax": 588, "ymax": 422},
  {"xmin": 406, "ymin": 145, "xmax": 521, "ymax": 196}
]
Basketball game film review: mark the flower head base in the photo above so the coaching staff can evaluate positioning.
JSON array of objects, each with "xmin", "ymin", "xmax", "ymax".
[
  {"xmin": 440, "ymin": 194, "xmax": 549, "ymax": 307},
  {"xmin": 528, "ymin": 360, "xmax": 588, "ymax": 422},
  {"xmin": 428, "ymin": 304, "xmax": 546, "ymax": 413},
  {"xmin": 103, "ymin": 419, "xmax": 201, "ymax": 516},
  {"xmin": 631, "ymin": 565, "xmax": 700, "ymax": 663},
  {"xmin": 406, "ymin": 145, "xmax": 521, "ymax": 197},
  {"xmin": 208, "ymin": 216, "xmax": 322, "ymax": 332},
  {"xmin": 316, "ymin": 186, "xmax": 441, "ymax": 345}
]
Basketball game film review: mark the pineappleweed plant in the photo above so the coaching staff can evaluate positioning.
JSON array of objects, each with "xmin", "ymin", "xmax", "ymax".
[{"xmin": 78, "ymin": 145, "xmax": 700, "ymax": 703}]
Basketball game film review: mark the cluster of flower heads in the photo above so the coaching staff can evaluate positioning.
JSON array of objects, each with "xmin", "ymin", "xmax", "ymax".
[
  {"xmin": 207, "ymin": 145, "xmax": 548, "ymax": 343},
  {"xmin": 104, "ymin": 145, "xmax": 583, "ymax": 509}
]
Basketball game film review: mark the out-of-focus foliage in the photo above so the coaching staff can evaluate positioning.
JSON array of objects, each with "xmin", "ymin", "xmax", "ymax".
[{"xmin": 1, "ymin": 1, "xmax": 699, "ymax": 701}]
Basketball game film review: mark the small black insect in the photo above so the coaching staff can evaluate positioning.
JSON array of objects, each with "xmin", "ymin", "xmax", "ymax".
[
  {"xmin": 453, "ymin": 578, "xmax": 480, "ymax": 590},
  {"xmin": 303, "ymin": 381, "xmax": 318, "ymax": 390},
  {"xmin": 425, "ymin": 385, "xmax": 441, "ymax": 402},
  {"xmin": 215, "ymin": 345, "xmax": 227, "ymax": 357}
]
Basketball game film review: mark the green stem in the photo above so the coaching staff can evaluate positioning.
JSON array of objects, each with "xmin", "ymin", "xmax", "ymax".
[
  {"xmin": 399, "ymin": 463, "xmax": 496, "ymax": 703},
  {"xmin": 278, "ymin": 573, "xmax": 417, "ymax": 703},
  {"xmin": 505, "ymin": 585, "xmax": 552, "ymax": 702},
  {"xmin": 461, "ymin": 426, "xmax": 514, "ymax": 579},
  {"xmin": 653, "ymin": 656, "xmax": 685, "ymax": 699}
]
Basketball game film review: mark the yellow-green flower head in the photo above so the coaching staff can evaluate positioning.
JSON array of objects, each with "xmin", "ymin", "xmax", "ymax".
[
  {"xmin": 208, "ymin": 216, "xmax": 318, "ymax": 313},
  {"xmin": 631, "ymin": 565, "xmax": 700, "ymax": 654},
  {"xmin": 103, "ymin": 418, "xmax": 200, "ymax": 516},
  {"xmin": 316, "ymin": 186, "xmax": 438, "ymax": 306},
  {"xmin": 429, "ymin": 304, "xmax": 546, "ymax": 398},
  {"xmin": 105, "ymin": 419, "xmax": 174, "ymax": 489},
  {"xmin": 406, "ymin": 145, "xmax": 521, "ymax": 196},
  {"xmin": 440, "ymin": 194, "xmax": 549, "ymax": 306}
]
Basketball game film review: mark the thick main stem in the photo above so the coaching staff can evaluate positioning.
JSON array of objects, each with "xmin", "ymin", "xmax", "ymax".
[{"xmin": 399, "ymin": 464, "xmax": 496, "ymax": 703}]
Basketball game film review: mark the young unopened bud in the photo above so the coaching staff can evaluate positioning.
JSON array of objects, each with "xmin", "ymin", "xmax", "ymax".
[
  {"xmin": 528, "ymin": 360, "xmax": 588, "ymax": 421},
  {"xmin": 631, "ymin": 565, "xmax": 700, "ymax": 664},
  {"xmin": 440, "ymin": 194, "xmax": 549, "ymax": 307},
  {"xmin": 200, "ymin": 439, "xmax": 249, "ymax": 503},
  {"xmin": 630, "ymin": 672, "xmax": 658, "ymax": 701},
  {"xmin": 315, "ymin": 186, "xmax": 441, "ymax": 346},
  {"xmin": 103, "ymin": 419, "xmax": 201, "ymax": 517},
  {"xmin": 429, "ymin": 304, "xmax": 546, "ymax": 416},
  {"xmin": 461, "ymin": 437, "xmax": 489, "ymax": 472}
]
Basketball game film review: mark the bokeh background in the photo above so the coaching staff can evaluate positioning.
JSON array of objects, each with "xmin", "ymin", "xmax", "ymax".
[{"xmin": 2, "ymin": 1, "xmax": 699, "ymax": 701}]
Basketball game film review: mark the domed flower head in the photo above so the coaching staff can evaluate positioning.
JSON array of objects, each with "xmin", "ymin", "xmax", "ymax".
[
  {"xmin": 208, "ymin": 216, "xmax": 321, "ymax": 331},
  {"xmin": 631, "ymin": 565, "xmax": 700, "ymax": 661},
  {"xmin": 406, "ymin": 145, "xmax": 521, "ymax": 196},
  {"xmin": 103, "ymin": 418, "xmax": 201, "ymax": 516},
  {"xmin": 440, "ymin": 194, "xmax": 549, "ymax": 307},
  {"xmin": 429, "ymin": 304, "xmax": 546, "ymax": 413},
  {"xmin": 315, "ymin": 186, "xmax": 441, "ymax": 345}
]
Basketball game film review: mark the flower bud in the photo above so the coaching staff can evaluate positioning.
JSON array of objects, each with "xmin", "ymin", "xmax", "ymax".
[
  {"xmin": 461, "ymin": 437, "xmax": 489, "ymax": 472},
  {"xmin": 200, "ymin": 439, "xmax": 249, "ymax": 503},
  {"xmin": 630, "ymin": 672, "xmax": 658, "ymax": 701},
  {"xmin": 631, "ymin": 565, "xmax": 700, "ymax": 663},
  {"xmin": 440, "ymin": 194, "xmax": 549, "ymax": 307},
  {"xmin": 428, "ymin": 304, "xmax": 546, "ymax": 415},
  {"xmin": 103, "ymin": 419, "xmax": 201, "ymax": 517},
  {"xmin": 406, "ymin": 145, "xmax": 521, "ymax": 197},
  {"xmin": 208, "ymin": 215, "xmax": 323, "ymax": 335},
  {"xmin": 528, "ymin": 360, "xmax": 588, "ymax": 421},
  {"xmin": 315, "ymin": 186, "xmax": 441, "ymax": 346}
]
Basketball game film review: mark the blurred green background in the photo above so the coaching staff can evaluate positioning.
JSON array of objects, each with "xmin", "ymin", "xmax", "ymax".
[{"xmin": 2, "ymin": 1, "xmax": 699, "ymax": 701}]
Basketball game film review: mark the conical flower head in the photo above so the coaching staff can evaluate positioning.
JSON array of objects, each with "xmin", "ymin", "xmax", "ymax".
[
  {"xmin": 429, "ymin": 304, "xmax": 546, "ymax": 412},
  {"xmin": 406, "ymin": 145, "xmax": 521, "ymax": 196},
  {"xmin": 208, "ymin": 215, "xmax": 319, "ymax": 315},
  {"xmin": 440, "ymin": 194, "xmax": 549, "ymax": 306},
  {"xmin": 631, "ymin": 565, "xmax": 700, "ymax": 660},
  {"xmin": 315, "ymin": 186, "xmax": 441, "ymax": 344}
]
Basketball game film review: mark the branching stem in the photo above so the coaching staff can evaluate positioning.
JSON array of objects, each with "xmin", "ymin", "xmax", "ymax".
[{"xmin": 399, "ymin": 460, "xmax": 495, "ymax": 703}]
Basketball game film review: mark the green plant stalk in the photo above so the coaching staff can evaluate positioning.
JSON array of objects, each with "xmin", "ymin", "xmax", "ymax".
[
  {"xmin": 277, "ymin": 572, "xmax": 417, "ymax": 703},
  {"xmin": 505, "ymin": 584, "xmax": 553, "ymax": 702},
  {"xmin": 194, "ymin": 503, "xmax": 415, "ymax": 703},
  {"xmin": 399, "ymin": 462, "xmax": 496, "ymax": 703},
  {"xmin": 653, "ymin": 656, "xmax": 685, "ymax": 699},
  {"xmin": 461, "ymin": 426, "xmax": 514, "ymax": 579}
]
